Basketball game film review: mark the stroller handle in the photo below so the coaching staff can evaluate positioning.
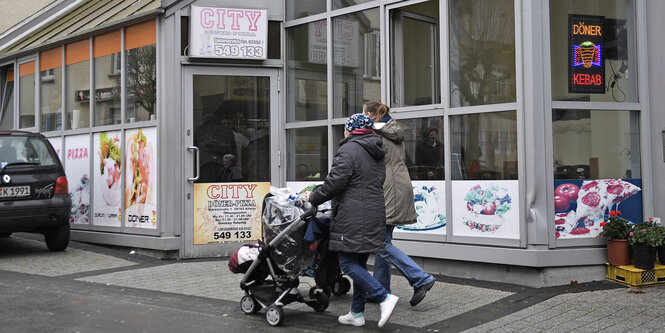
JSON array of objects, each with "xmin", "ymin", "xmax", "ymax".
[{"xmin": 297, "ymin": 200, "xmax": 317, "ymax": 220}]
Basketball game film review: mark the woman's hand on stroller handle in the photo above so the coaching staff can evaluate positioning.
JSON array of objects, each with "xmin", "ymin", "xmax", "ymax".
[{"xmin": 298, "ymin": 200, "xmax": 317, "ymax": 220}]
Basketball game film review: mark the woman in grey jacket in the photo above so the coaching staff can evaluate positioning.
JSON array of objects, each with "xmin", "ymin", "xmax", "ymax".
[
  {"xmin": 364, "ymin": 101, "xmax": 436, "ymax": 306},
  {"xmin": 307, "ymin": 113, "xmax": 398, "ymax": 327}
]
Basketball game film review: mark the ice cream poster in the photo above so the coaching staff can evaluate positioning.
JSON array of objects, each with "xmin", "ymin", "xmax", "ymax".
[
  {"xmin": 452, "ymin": 180, "xmax": 520, "ymax": 239},
  {"xmin": 554, "ymin": 179, "xmax": 642, "ymax": 239},
  {"xmin": 125, "ymin": 127, "xmax": 157, "ymax": 229},
  {"xmin": 193, "ymin": 182, "xmax": 270, "ymax": 244},
  {"xmin": 395, "ymin": 181, "xmax": 446, "ymax": 236},
  {"xmin": 93, "ymin": 131, "xmax": 122, "ymax": 227},
  {"xmin": 65, "ymin": 134, "xmax": 90, "ymax": 225}
]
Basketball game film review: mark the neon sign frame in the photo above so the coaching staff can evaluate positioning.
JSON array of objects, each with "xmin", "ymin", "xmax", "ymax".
[{"xmin": 568, "ymin": 14, "xmax": 605, "ymax": 94}]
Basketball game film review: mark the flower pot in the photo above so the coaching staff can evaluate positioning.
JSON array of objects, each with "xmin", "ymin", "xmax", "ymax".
[
  {"xmin": 632, "ymin": 245, "xmax": 657, "ymax": 270},
  {"xmin": 606, "ymin": 239, "xmax": 631, "ymax": 266},
  {"xmin": 658, "ymin": 245, "xmax": 665, "ymax": 265}
]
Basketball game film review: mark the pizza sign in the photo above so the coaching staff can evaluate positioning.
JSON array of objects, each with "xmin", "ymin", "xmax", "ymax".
[{"xmin": 568, "ymin": 14, "xmax": 605, "ymax": 94}]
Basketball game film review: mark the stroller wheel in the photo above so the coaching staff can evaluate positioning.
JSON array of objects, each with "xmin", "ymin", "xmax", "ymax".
[
  {"xmin": 332, "ymin": 277, "xmax": 351, "ymax": 296},
  {"xmin": 311, "ymin": 292, "xmax": 329, "ymax": 312},
  {"xmin": 240, "ymin": 295, "xmax": 260, "ymax": 314},
  {"xmin": 265, "ymin": 305, "xmax": 284, "ymax": 326}
]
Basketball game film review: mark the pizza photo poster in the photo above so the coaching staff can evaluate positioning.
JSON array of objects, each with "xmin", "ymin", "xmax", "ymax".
[
  {"xmin": 395, "ymin": 180, "xmax": 446, "ymax": 236},
  {"xmin": 452, "ymin": 180, "xmax": 520, "ymax": 239},
  {"xmin": 124, "ymin": 127, "xmax": 157, "ymax": 229},
  {"xmin": 65, "ymin": 134, "xmax": 91, "ymax": 225},
  {"xmin": 554, "ymin": 179, "xmax": 642, "ymax": 239},
  {"xmin": 93, "ymin": 131, "xmax": 122, "ymax": 227}
]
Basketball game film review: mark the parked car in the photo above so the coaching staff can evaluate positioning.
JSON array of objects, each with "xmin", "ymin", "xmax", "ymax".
[{"xmin": 0, "ymin": 131, "xmax": 71, "ymax": 251}]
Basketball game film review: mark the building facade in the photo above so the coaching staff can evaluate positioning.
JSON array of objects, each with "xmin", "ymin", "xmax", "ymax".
[{"xmin": 0, "ymin": 0, "xmax": 663, "ymax": 287}]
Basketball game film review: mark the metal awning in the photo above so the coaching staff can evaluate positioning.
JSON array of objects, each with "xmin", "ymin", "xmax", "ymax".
[{"xmin": 0, "ymin": 0, "xmax": 162, "ymax": 59}]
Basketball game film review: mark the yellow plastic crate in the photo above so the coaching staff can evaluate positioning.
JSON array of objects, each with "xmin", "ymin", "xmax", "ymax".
[{"xmin": 606, "ymin": 262, "xmax": 665, "ymax": 288}]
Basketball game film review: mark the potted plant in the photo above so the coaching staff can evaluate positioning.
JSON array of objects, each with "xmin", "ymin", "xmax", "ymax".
[
  {"xmin": 628, "ymin": 221, "xmax": 664, "ymax": 270},
  {"xmin": 600, "ymin": 210, "xmax": 631, "ymax": 266}
]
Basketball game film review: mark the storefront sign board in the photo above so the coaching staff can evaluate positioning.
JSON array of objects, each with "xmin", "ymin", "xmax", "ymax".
[
  {"xmin": 193, "ymin": 182, "xmax": 270, "ymax": 244},
  {"xmin": 568, "ymin": 14, "xmax": 605, "ymax": 94},
  {"xmin": 189, "ymin": 6, "xmax": 267, "ymax": 60}
]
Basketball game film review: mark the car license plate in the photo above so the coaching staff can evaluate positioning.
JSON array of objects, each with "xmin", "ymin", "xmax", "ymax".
[{"xmin": 0, "ymin": 185, "xmax": 31, "ymax": 198}]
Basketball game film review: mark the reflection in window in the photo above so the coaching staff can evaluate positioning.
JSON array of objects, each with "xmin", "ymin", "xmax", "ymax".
[
  {"xmin": 553, "ymin": 110, "xmax": 640, "ymax": 179},
  {"xmin": 449, "ymin": 0, "xmax": 516, "ymax": 107},
  {"xmin": 192, "ymin": 75, "xmax": 270, "ymax": 183},
  {"xmin": 333, "ymin": 8, "xmax": 381, "ymax": 118},
  {"xmin": 94, "ymin": 30, "xmax": 121, "ymax": 126},
  {"xmin": 40, "ymin": 47, "xmax": 62, "ymax": 131},
  {"xmin": 125, "ymin": 20, "xmax": 156, "ymax": 123},
  {"xmin": 65, "ymin": 39, "xmax": 90, "ymax": 130},
  {"xmin": 19, "ymin": 61, "xmax": 36, "ymax": 128},
  {"xmin": 549, "ymin": 0, "xmax": 637, "ymax": 102},
  {"xmin": 391, "ymin": 1, "xmax": 440, "ymax": 107},
  {"xmin": 287, "ymin": 21, "xmax": 327, "ymax": 122},
  {"xmin": 0, "ymin": 66, "xmax": 14, "ymax": 130},
  {"xmin": 286, "ymin": 0, "xmax": 326, "ymax": 21},
  {"xmin": 333, "ymin": 0, "xmax": 373, "ymax": 10},
  {"xmin": 335, "ymin": 117, "xmax": 446, "ymax": 180},
  {"xmin": 287, "ymin": 127, "xmax": 328, "ymax": 181},
  {"xmin": 451, "ymin": 111, "xmax": 518, "ymax": 180}
]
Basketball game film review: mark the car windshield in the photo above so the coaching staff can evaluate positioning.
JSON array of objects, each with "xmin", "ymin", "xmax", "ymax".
[{"xmin": 0, "ymin": 136, "xmax": 57, "ymax": 167}]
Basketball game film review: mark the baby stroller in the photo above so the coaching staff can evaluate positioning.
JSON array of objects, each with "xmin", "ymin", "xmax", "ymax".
[{"xmin": 236, "ymin": 193, "xmax": 348, "ymax": 326}]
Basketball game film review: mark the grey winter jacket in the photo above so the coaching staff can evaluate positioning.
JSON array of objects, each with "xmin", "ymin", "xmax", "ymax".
[
  {"xmin": 374, "ymin": 119, "xmax": 418, "ymax": 226},
  {"xmin": 308, "ymin": 133, "xmax": 386, "ymax": 253}
]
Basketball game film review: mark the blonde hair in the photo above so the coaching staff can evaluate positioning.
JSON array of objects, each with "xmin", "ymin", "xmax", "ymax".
[{"xmin": 364, "ymin": 100, "xmax": 389, "ymax": 122}]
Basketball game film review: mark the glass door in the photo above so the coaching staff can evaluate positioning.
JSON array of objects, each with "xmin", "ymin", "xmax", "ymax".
[{"xmin": 183, "ymin": 66, "xmax": 279, "ymax": 257}]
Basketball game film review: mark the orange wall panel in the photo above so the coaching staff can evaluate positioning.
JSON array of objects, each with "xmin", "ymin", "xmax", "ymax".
[
  {"xmin": 40, "ymin": 46, "xmax": 62, "ymax": 71},
  {"xmin": 94, "ymin": 29, "xmax": 121, "ymax": 58},
  {"xmin": 125, "ymin": 19, "xmax": 156, "ymax": 50},
  {"xmin": 66, "ymin": 39, "xmax": 90, "ymax": 65},
  {"xmin": 19, "ymin": 61, "xmax": 35, "ymax": 77}
]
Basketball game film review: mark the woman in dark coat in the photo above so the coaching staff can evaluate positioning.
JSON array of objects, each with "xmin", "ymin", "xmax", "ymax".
[{"xmin": 307, "ymin": 113, "xmax": 399, "ymax": 328}]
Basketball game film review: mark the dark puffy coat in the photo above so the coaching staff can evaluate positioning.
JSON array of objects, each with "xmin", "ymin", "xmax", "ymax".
[
  {"xmin": 374, "ymin": 119, "xmax": 417, "ymax": 226},
  {"xmin": 309, "ymin": 133, "xmax": 386, "ymax": 253}
]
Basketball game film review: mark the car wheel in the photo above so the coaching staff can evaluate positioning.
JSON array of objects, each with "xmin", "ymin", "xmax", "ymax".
[{"xmin": 44, "ymin": 223, "xmax": 70, "ymax": 251}]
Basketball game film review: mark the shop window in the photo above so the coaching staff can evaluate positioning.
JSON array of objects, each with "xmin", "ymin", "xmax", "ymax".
[
  {"xmin": 0, "ymin": 65, "xmax": 14, "ymax": 130},
  {"xmin": 287, "ymin": 127, "xmax": 328, "ymax": 181},
  {"xmin": 40, "ymin": 47, "xmax": 63, "ymax": 132},
  {"xmin": 334, "ymin": 0, "xmax": 373, "ymax": 10},
  {"xmin": 333, "ymin": 116, "xmax": 445, "ymax": 180},
  {"xmin": 449, "ymin": 0, "xmax": 516, "ymax": 108},
  {"xmin": 125, "ymin": 19, "xmax": 156, "ymax": 123},
  {"xmin": 192, "ymin": 75, "xmax": 270, "ymax": 183},
  {"xmin": 451, "ymin": 111, "xmax": 518, "ymax": 180},
  {"xmin": 286, "ymin": 21, "xmax": 327, "ymax": 122},
  {"xmin": 390, "ymin": 1, "xmax": 440, "ymax": 107},
  {"xmin": 65, "ymin": 39, "xmax": 91, "ymax": 130},
  {"xmin": 550, "ymin": 0, "xmax": 637, "ymax": 102},
  {"xmin": 93, "ymin": 29, "xmax": 121, "ymax": 126},
  {"xmin": 286, "ymin": 0, "xmax": 325, "ymax": 21},
  {"xmin": 553, "ymin": 110, "xmax": 642, "ymax": 239},
  {"xmin": 19, "ymin": 61, "xmax": 36, "ymax": 128},
  {"xmin": 333, "ymin": 8, "xmax": 381, "ymax": 119}
]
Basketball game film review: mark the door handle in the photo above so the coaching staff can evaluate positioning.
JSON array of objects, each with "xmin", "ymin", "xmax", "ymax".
[{"xmin": 187, "ymin": 146, "xmax": 199, "ymax": 182}]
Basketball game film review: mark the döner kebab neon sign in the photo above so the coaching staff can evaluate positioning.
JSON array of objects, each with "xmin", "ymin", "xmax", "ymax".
[{"xmin": 568, "ymin": 15, "xmax": 605, "ymax": 93}]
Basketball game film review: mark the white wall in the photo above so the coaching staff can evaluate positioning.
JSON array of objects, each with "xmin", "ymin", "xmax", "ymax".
[{"xmin": 647, "ymin": 0, "xmax": 665, "ymax": 219}]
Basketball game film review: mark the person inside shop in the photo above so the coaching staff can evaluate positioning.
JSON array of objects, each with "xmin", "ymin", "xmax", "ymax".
[
  {"xmin": 305, "ymin": 113, "xmax": 398, "ymax": 328},
  {"xmin": 416, "ymin": 127, "xmax": 443, "ymax": 168},
  {"xmin": 220, "ymin": 112, "xmax": 249, "ymax": 181},
  {"xmin": 363, "ymin": 100, "xmax": 436, "ymax": 307},
  {"xmin": 194, "ymin": 113, "xmax": 237, "ymax": 182}
]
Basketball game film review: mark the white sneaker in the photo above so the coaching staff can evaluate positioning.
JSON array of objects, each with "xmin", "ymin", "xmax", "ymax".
[
  {"xmin": 378, "ymin": 294, "xmax": 398, "ymax": 327},
  {"xmin": 338, "ymin": 311, "xmax": 365, "ymax": 326}
]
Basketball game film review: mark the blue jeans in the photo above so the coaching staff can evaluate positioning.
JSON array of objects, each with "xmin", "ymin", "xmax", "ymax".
[
  {"xmin": 374, "ymin": 226, "xmax": 434, "ymax": 293},
  {"xmin": 338, "ymin": 252, "xmax": 389, "ymax": 314}
]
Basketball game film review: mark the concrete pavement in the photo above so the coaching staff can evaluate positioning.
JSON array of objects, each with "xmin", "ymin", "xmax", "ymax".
[{"xmin": 2, "ymin": 234, "xmax": 664, "ymax": 332}]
